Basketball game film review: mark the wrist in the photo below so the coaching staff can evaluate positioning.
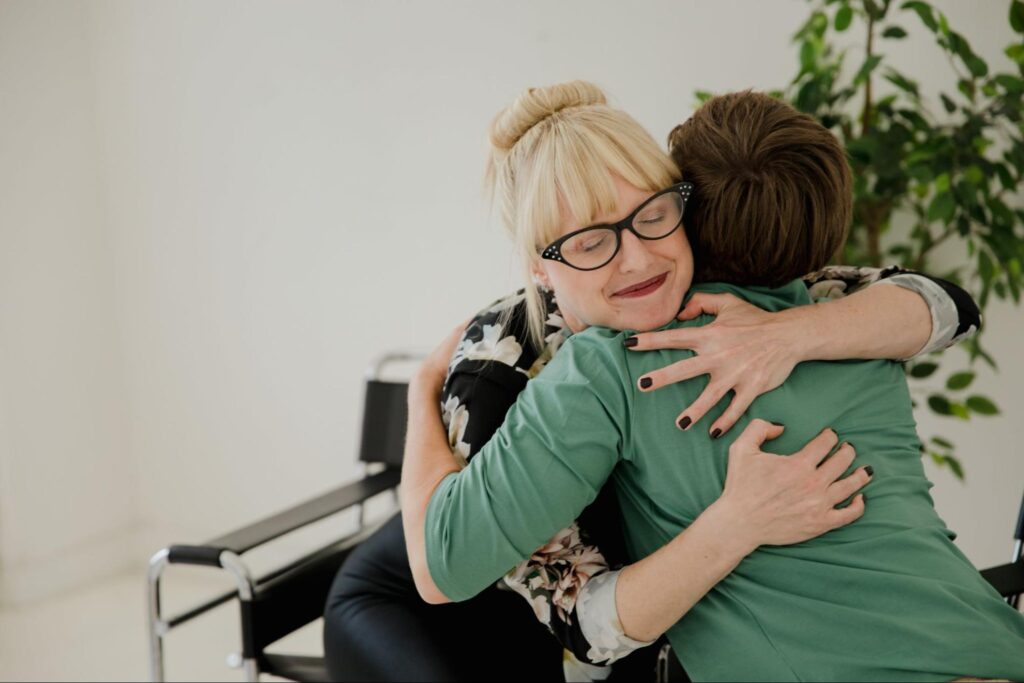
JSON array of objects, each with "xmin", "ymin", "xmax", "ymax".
[
  {"xmin": 701, "ymin": 498, "xmax": 761, "ymax": 558},
  {"xmin": 778, "ymin": 304, "xmax": 826, "ymax": 363},
  {"xmin": 410, "ymin": 366, "xmax": 445, "ymax": 403}
]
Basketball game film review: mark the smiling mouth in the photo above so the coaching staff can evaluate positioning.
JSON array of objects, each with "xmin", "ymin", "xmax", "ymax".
[{"xmin": 612, "ymin": 272, "xmax": 669, "ymax": 298}]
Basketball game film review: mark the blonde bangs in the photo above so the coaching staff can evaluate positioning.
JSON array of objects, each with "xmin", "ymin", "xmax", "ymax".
[{"xmin": 516, "ymin": 109, "xmax": 679, "ymax": 252}]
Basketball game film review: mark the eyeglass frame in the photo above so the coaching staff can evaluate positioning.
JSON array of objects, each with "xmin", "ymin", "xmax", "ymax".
[{"xmin": 539, "ymin": 181, "xmax": 694, "ymax": 272}]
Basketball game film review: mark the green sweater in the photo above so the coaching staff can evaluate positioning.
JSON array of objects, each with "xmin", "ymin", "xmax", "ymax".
[{"xmin": 425, "ymin": 281, "xmax": 1024, "ymax": 681}]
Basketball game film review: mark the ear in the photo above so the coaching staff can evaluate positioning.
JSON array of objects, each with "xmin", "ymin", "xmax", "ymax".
[{"xmin": 531, "ymin": 261, "xmax": 552, "ymax": 290}]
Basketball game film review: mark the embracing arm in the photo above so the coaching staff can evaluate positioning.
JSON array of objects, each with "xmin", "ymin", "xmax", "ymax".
[
  {"xmin": 629, "ymin": 266, "xmax": 981, "ymax": 436},
  {"xmin": 401, "ymin": 328, "xmax": 869, "ymax": 648},
  {"xmin": 401, "ymin": 346, "xmax": 464, "ymax": 604}
]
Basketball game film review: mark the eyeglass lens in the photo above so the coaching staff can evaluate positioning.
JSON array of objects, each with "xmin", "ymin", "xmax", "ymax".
[{"xmin": 559, "ymin": 191, "xmax": 684, "ymax": 270}]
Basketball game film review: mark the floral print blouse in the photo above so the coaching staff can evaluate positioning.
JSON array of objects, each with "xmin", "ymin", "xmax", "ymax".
[{"xmin": 439, "ymin": 266, "xmax": 979, "ymax": 670}]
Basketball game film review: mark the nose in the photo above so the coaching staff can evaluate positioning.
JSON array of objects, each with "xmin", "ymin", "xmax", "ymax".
[{"xmin": 615, "ymin": 229, "xmax": 656, "ymax": 273}]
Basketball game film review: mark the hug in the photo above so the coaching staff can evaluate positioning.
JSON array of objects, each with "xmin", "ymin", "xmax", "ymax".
[{"xmin": 324, "ymin": 82, "xmax": 1023, "ymax": 681}]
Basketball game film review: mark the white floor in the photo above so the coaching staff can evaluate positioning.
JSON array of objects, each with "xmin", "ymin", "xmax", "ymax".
[{"xmin": 0, "ymin": 565, "xmax": 324, "ymax": 682}]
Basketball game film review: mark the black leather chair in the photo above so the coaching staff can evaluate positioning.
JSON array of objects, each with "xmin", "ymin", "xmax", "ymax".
[
  {"xmin": 146, "ymin": 353, "xmax": 417, "ymax": 682},
  {"xmin": 147, "ymin": 352, "xmax": 1024, "ymax": 683}
]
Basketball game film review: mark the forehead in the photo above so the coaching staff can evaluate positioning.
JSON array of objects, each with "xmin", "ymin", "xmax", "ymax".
[{"xmin": 557, "ymin": 176, "xmax": 657, "ymax": 234}]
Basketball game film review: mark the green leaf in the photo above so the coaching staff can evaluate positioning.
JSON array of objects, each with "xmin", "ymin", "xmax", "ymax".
[
  {"xmin": 950, "ymin": 402, "xmax": 970, "ymax": 420},
  {"xmin": 902, "ymin": 1, "xmax": 938, "ymax": 32},
  {"xmin": 882, "ymin": 26, "xmax": 908, "ymax": 38},
  {"xmin": 995, "ymin": 74, "xmax": 1024, "ymax": 94},
  {"xmin": 979, "ymin": 250, "xmax": 996, "ymax": 282},
  {"xmin": 886, "ymin": 72, "xmax": 920, "ymax": 98},
  {"xmin": 800, "ymin": 41, "xmax": 817, "ymax": 72},
  {"xmin": 946, "ymin": 372, "xmax": 975, "ymax": 390},
  {"xmin": 940, "ymin": 93, "xmax": 957, "ymax": 113},
  {"xmin": 910, "ymin": 361, "xmax": 938, "ymax": 378},
  {"xmin": 966, "ymin": 55, "xmax": 989, "ymax": 78},
  {"xmin": 1011, "ymin": 0, "xmax": 1024, "ymax": 33},
  {"xmin": 931, "ymin": 436, "xmax": 954, "ymax": 449},
  {"xmin": 928, "ymin": 394, "xmax": 952, "ymax": 415},
  {"xmin": 835, "ymin": 5, "xmax": 854, "ymax": 31},
  {"xmin": 854, "ymin": 55, "xmax": 884, "ymax": 86},
  {"xmin": 927, "ymin": 191, "xmax": 955, "ymax": 222},
  {"xmin": 945, "ymin": 454, "xmax": 965, "ymax": 481},
  {"xmin": 1007, "ymin": 44, "xmax": 1024, "ymax": 65},
  {"xmin": 958, "ymin": 78, "xmax": 975, "ymax": 100},
  {"xmin": 966, "ymin": 395, "xmax": 1000, "ymax": 415}
]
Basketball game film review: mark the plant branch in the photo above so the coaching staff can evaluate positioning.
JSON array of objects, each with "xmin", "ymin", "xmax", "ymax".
[
  {"xmin": 860, "ymin": 8, "xmax": 876, "ymax": 135},
  {"xmin": 913, "ymin": 223, "xmax": 958, "ymax": 270}
]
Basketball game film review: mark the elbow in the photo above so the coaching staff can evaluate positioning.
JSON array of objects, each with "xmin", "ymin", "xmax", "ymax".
[{"xmin": 410, "ymin": 558, "xmax": 453, "ymax": 605}]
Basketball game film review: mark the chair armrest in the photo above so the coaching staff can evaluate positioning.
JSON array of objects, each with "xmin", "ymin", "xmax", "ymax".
[
  {"xmin": 980, "ymin": 561, "xmax": 1024, "ymax": 598},
  {"xmin": 166, "ymin": 467, "xmax": 400, "ymax": 564}
]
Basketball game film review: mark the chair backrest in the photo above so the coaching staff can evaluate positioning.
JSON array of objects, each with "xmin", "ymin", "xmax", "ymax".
[
  {"xmin": 358, "ymin": 353, "xmax": 422, "ymax": 467},
  {"xmin": 358, "ymin": 380, "xmax": 410, "ymax": 467}
]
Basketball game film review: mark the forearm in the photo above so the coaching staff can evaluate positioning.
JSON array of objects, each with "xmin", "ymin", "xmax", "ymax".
[
  {"xmin": 793, "ymin": 281, "xmax": 932, "ymax": 362},
  {"xmin": 615, "ymin": 501, "xmax": 756, "ymax": 642},
  {"xmin": 400, "ymin": 375, "xmax": 461, "ymax": 605}
]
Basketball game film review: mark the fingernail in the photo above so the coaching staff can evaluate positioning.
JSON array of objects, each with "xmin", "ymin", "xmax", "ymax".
[
  {"xmin": 678, "ymin": 415, "xmax": 691, "ymax": 430},
  {"xmin": 864, "ymin": 465, "xmax": 874, "ymax": 477},
  {"xmin": 623, "ymin": 336, "xmax": 638, "ymax": 348},
  {"xmin": 639, "ymin": 377, "xmax": 653, "ymax": 389},
  {"xmin": 711, "ymin": 428, "xmax": 722, "ymax": 439},
  {"xmin": 770, "ymin": 421, "xmax": 784, "ymax": 427}
]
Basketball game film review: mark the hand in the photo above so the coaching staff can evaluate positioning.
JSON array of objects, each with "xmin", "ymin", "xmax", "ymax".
[
  {"xmin": 626, "ymin": 292, "xmax": 805, "ymax": 437},
  {"xmin": 710, "ymin": 419, "xmax": 871, "ymax": 552},
  {"xmin": 412, "ymin": 319, "xmax": 470, "ymax": 398}
]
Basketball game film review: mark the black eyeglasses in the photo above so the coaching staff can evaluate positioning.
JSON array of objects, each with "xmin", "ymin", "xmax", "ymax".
[{"xmin": 540, "ymin": 181, "xmax": 693, "ymax": 271}]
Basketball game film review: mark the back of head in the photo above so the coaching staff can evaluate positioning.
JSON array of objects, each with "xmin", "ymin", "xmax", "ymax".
[
  {"xmin": 487, "ymin": 81, "xmax": 679, "ymax": 346},
  {"xmin": 668, "ymin": 91, "xmax": 851, "ymax": 287}
]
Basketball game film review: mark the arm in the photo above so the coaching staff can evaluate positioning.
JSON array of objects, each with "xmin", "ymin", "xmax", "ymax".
[
  {"xmin": 628, "ymin": 265, "xmax": 981, "ymax": 436},
  {"xmin": 401, "ymin": 325, "xmax": 466, "ymax": 605},
  {"xmin": 402, "ymin": 329, "xmax": 870, "ymax": 647}
]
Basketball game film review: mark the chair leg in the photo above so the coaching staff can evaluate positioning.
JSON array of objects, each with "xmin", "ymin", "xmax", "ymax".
[
  {"xmin": 147, "ymin": 549, "xmax": 171, "ymax": 682},
  {"xmin": 219, "ymin": 551, "xmax": 260, "ymax": 682}
]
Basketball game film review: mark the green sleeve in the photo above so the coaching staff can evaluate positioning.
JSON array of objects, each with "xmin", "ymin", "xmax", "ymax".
[{"xmin": 425, "ymin": 332, "xmax": 630, "ymax": 602}]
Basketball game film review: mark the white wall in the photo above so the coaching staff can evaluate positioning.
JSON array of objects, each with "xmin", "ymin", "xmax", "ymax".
[
  {"xmin": 0, "ymin": 0, "xmax": 138, "ymax": 604},
  {"xmin": 0, "ymin": 0, "xmax": 1020, "ymax": 605}
]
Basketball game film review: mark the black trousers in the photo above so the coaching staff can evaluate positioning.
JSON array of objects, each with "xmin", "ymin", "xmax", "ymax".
[
  {"xmin": 323, "ymin": 512, "xmax": 565, "ymax": 681},
  {"xmin": 322, "ymin": 512, "xmax": 666, "ymax": 682}
]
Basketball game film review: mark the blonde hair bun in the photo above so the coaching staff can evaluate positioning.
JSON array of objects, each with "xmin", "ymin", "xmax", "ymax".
[{"xmin": 489, "ymin": 81, "xmax": 608, "ymax": 152}]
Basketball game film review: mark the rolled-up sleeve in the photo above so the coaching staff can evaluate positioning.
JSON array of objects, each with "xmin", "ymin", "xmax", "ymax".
[{"xmin": 424, "ymin": 334, "xmax": 629, "ymax": 602}]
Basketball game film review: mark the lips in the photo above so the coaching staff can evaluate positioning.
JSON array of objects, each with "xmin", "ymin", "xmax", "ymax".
[{"xmin": 612, "ymin": 272, "xmax": 669, "ymax": 298}]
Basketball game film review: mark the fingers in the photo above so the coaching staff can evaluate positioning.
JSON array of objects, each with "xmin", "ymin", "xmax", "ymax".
[
  {"xmin": 676, "ymin": 292, "xmax": 737, "ymax": 322},
  {"xmin": 674, "ymin": 382, "xmax": 730, "ymax": 431},
  {"xmin": 827, "ymin": 465, "xmax": 873, "ymax": 506},
  {"xmin": 793, "ymin": 428, "xmax": 840, "ymax": 467},
  {"xmin": 706, "ymin": 388, "xmax": 759, "ymax": 438},
  {"xmin": 729, "ymin": 418, "xmax": 785, "ymax": 449},
  {"xmin": 625, "ymin": 327, "xmax": 703, "ymax": 352},
  {"xmin": 816, "ymin": 441, "xmax": 857, "ymax": 483},
  {"xmin": 825, "ymin": 494, "xmax": 866, "ymax": 530},
  {"xmin": 637, "ymin": 356, "xmax": 712, "ymax": 392}
]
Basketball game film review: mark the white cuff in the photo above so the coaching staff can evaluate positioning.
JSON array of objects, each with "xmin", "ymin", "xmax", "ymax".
[
  {"xmin": 874, "ymin": 274, "xmax": 963, "ymax": 360},
  {"xmin": 575, "ymin": 570, "xmax": 657, "ymax": 665}
]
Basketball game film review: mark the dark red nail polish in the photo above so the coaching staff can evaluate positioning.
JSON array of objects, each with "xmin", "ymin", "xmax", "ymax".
[
  {"xmin": 678, "ymin": 416, "xmax": 691, "ymax": 430},
  {"xmin": 624, "ymin": 336, "xmax": 638, "ymax": 348},
  {"xmin": 864, "ymin": 465, "xmax": 874, "ymax": 477},
  {"xmin": 711, "ymin": 428, "xmax": 722, "ymax": 439},
  {"xmin": 640, "ymin": 377, "xmax": 653, "ymax": 389}
]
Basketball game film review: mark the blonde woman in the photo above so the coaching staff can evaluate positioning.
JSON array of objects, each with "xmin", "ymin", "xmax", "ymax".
[{"xmin": 325, "ymin": 83, "xmax": 985, "ymax": 682}]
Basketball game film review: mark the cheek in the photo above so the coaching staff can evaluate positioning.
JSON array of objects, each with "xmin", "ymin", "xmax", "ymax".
[{"xmin": 549, "ymin": 268, "xmax": 608, "ymax": 310}]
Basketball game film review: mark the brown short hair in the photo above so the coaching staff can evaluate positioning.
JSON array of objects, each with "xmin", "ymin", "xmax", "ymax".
[{"xmin": 668, "ymin": 91, "xmax": 852, "ymax": 287}]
